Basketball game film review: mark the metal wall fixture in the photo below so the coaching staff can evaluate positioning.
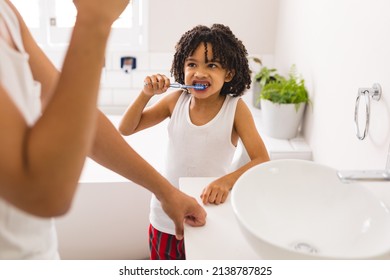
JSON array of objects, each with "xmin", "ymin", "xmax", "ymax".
[{"xmin": 354, "ymin": 83, "xmax": 382, "ymax": 140}]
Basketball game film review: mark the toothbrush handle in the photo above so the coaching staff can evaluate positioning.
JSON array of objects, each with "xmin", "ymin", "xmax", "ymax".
[
  {"xmin": 170, "ymin": 83, "xmax": 206, "ymax": 89},
  {"xmin": 170, "ymin": 83, "xmax": 189, "ymax": 89}
]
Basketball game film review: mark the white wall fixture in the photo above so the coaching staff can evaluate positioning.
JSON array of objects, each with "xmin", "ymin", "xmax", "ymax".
[
  {"xmin": 354, "ymin": 83, "xmax": 382, "ymax": 140},
  {"xmin": 120, "ymin": 56, "xmax": 137, "ymax": 73}
]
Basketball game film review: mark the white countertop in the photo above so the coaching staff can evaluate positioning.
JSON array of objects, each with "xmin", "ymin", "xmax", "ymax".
[{"xmin": 180, "ymin": 177, "xmax": 259, "ymax": 260}]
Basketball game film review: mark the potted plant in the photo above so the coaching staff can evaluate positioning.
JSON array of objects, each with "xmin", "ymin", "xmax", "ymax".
[{"xmin": 259, "ymin": 65, "xmax": 310, "ymax": 139}]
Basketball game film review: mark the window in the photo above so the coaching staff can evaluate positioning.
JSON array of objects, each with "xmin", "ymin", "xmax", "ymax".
[
  {"xmin": 11, "ymin": 0, "xmax": 40, "ymax": 28},
  {"xmin": 11, "ymin": 0, "xmax": 44, "ymax": 43},
  {"xmin": 12, "ymin": 0, "xmax": 148, "ymax": 51}
]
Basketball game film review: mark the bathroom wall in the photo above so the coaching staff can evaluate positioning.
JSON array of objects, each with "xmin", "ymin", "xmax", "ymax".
[
  {"xmin": 148, "ymin": 0, "xmax": 278, "ymax": 54},
  {"xmin": 273, "ymin": 0, "xmax": 390, "ymax": 171}
]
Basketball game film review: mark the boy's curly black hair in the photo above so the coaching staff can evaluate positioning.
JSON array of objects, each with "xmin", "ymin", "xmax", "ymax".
[{"xmin": 170, "ymin": 24, "xmax": 251, "ymax": 97}]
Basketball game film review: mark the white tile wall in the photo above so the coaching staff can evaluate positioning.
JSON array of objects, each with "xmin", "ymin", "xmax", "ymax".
[
  {"xmin": 99, "ymin": 51, "xmax": 173, "ymax": 114},
  {"xmin": 44, "ymin": 47, "xmax": 173, "ymax": 114}
]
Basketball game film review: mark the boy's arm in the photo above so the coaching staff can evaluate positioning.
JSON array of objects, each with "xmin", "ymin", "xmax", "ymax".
[
  {"xmin": 119, "ymin": 82, "xmax": 181, "ymax": 135},
  {"xmin": 119, "ymin": 90, "xmax": 155, "ymax": 135}
]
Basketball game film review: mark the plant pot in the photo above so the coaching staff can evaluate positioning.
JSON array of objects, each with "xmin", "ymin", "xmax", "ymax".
[
  {"xmin": 261, "ymin": 99, "xmax": 306, "ymax": 139},
  {"xmin": 251, "ymin": 82, "xmax": 261, "ymax": 109}
]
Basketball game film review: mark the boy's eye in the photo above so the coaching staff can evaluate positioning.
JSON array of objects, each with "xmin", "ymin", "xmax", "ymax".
[
  {"xmin": 208, "ymin": 63, "xmax": 218, "ymax": 69},
  {"xmin": 187, "ymin": 63, "xmax": 196, "ymax": 68}
]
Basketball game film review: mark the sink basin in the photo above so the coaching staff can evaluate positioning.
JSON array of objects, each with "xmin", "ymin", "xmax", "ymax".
[{"xmin": 231, "ymin": 159, "xmax": 390, "ymax": 259}]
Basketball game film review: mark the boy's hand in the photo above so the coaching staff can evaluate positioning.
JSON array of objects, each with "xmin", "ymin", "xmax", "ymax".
[
  {"xmin": 200, "ymin": 177, "xmax": 233, "ymax": 205},
  {"xmin": 143, "ymin": 74, "xmax": 170, "ymax": 96}
]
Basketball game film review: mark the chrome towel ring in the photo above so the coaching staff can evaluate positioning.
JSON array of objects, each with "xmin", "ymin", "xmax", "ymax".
[{"xmin": 354, "ymin": 83, "xmax": 382, "ymax": 140}]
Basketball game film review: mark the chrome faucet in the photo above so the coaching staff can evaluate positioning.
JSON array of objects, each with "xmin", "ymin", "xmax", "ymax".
[
  {"xmin": 337, "ymin": 143, "xmax": 390, "ymax": 183},
  {"xmin": 337, "ymin": 169, "xmax": 390, "ymax": 183}
]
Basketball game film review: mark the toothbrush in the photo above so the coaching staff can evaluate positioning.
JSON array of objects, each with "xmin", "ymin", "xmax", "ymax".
[{"xmin": 170, "ymin": 83, "xmax": 207, "ymax": 90}]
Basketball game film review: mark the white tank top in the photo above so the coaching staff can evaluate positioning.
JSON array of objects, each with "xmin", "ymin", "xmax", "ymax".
[
  {"xmin": 150, "ymin": 92, "xmax": 239, "ymax": 235},
  {"xmin": 0, "ymin": 0, "xmax": 58, "ymax": 259}
]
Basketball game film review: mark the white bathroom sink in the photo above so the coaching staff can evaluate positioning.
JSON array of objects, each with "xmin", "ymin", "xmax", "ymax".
[{"xmin": 231, "ymin": 159, "xmax": 390, "ymax": 259}]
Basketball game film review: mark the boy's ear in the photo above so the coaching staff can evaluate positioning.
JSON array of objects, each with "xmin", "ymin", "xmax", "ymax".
[{"xmin": 225, "ymin": 70, "xmax": 235, "ymax": 82}]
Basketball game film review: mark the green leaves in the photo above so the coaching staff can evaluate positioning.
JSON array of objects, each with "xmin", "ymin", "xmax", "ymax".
[
  {"xmin": 254, "ymin": 67, "xmax": 279, "ymax": 87},
  {"xmin": 257, "ymin": 65, "xmax": 309, "ymax": 105}
]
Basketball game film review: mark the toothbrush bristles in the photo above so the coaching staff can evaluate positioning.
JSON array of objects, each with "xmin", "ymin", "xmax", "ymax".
[{"xmin": 194, "ymin": 84, "xmax": 207, "ymax": 90}]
